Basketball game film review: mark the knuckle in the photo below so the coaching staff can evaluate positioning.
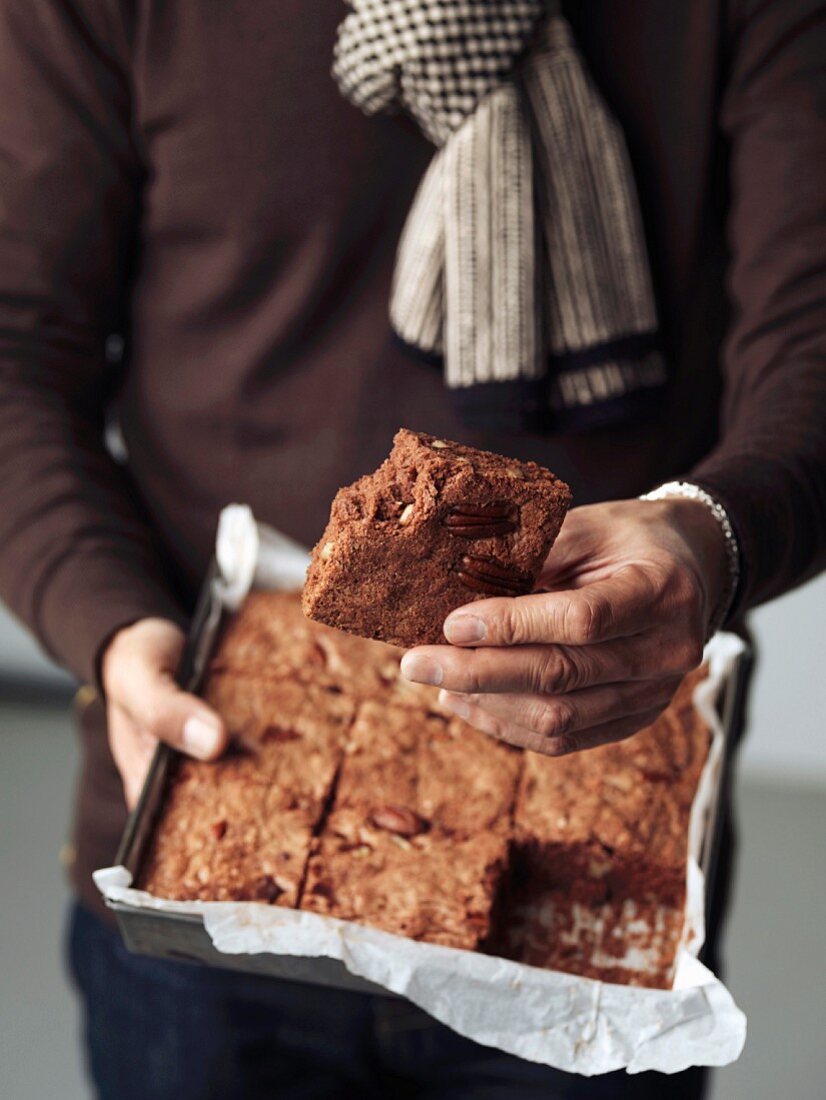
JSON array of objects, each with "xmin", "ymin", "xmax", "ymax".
[
  {"xmin": 453, "ymin": 659, "xmax": 485, "ymax": 695},
  {"xmin": 641, "ymin": 562, "xmax": 671, "ymax": 604},
  {"xmin": 533, "ymin": 648, "xmax": 584, "ymax": 695},
  {"xmin": 543, "ymin": 733, "xmax": 579, "ymax": 758},
  {"xmin": 465, "ymin": 668, "xmax": 487, "ymax": 694},
  {"xmin": 568, "ymin": 595, "xmax": 611, "ymax": 644},
  {"xmin": 519, "ymin": 728, "xmax": 550, "ymax": 754},
  {"xmin": 475, "ymin": 708, "xmax": 507, "ymax": 743},
  {"xmin": 523, "ymin": 698, "xmax": 552, "ymax": 736},
  {"xmin": 524, "ymin": 733, "xmax": 551, "ymax": 756},
  {"xmin": 538, "ymin": 700, "xmax": 576, "ymax": 739},
  {"xmin": 530, "ymin": 653, "xmax": 562, "ymax": 695},
  {"xmin": 497, "ymin": 602, "xmax": 533, "ymax": 646}
]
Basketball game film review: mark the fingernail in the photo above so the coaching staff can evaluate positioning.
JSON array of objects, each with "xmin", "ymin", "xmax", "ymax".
[
  {"xmin": 400, "ymin": 653, "xmax": 443, "ymax": 686},
  {"xmin": 182, "ymin": 715, "xmax": 221, "ymax": 759},
  {"xmin": 439, "ymin": 690, "xmax": 471, "ymax": 720},
  {"xmin": 444, "ymin": 614, "xmax": 486, "ymax": 644}
]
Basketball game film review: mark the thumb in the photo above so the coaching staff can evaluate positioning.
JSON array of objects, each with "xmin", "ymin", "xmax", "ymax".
[
  {"xmin": 537, "ymin": 504, "xmax": 607, "ymax": 587},
  {"xmin": 127, "ymin": 677, "xmax": 227, "ymax": 760}
]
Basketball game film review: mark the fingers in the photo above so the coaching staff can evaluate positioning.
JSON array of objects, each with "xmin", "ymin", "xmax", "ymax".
[
  {"xmin": 439, "ymin": 694, "xmax": 667, "ymax": 757},
  {"xmin": 442, "ymin": 565, "xmax": 659, "ymax": 648},
  {"xmin": 401, "ymin": 633, "xmax": 672, "ymax": 696},
  {"xmin": 112, "ymin": 681, "xmax": 227, "ymax": 761},
  {"xmin": 107, "ymin": 707, "xmax": 158, "ymax": 810},
  {"xmin": 104, "ymin": 618, "xmax": 227, "ymax": 761},
  {"xmin": 438, "ymin": 677, "xmax": 680, "ymax": 747}
]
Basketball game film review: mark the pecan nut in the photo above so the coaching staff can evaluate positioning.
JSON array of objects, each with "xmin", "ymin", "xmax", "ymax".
[
  {"xmin": 369, "ymin": 804, "xmax": 428, "ymax": 838},
  {"xmin": 310, "ymin": 880, "xmax": 335, "ymax": 902},
  {"xmin": 253, "ymin": 874, "xmax": 284, "ymax": 903},
  {"xmin": 262, "ymin": 724, "xmax": 301, "ymax": 744},
  {"xmin": 444, "ymin": 501, "xmax": 518, "ymax": 538},
  {"xmin": 454, "ymin": 555, "xmax": 531, "ymax": 596}
]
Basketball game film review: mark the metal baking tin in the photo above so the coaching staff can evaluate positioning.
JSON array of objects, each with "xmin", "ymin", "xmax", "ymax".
[{"xmin": 107, "ymin": 564, "xmax": 748, "ymax": 994}]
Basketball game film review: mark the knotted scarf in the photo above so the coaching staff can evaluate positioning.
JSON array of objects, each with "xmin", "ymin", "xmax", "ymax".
[{"xmin": 334, "ymin": 0, "xmax": 666, "ymax": 431}]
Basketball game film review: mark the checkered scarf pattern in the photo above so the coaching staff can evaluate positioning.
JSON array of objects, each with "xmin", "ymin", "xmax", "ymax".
[{"xmin": 334, "ymin": 0, "xmax": 666, "ymax": 430}]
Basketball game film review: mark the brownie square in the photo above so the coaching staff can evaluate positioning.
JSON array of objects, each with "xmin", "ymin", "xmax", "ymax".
[
  {"xmin": 138, "ymin": 676, "xmax": 355, "ymax": 907},
  {"xmin": 137, "ymin": 758, "xmax": 316, "ymax": 907},
  {"xmin": 301, "ymin": 701, "xmax": 521, "ymax": 950},
  {"xmin": 302, "ymin": 816, "xmax": 509, "ymax": 950},
  {"xmin": 302, "ymin": 429, "xmax": 571, "ymax": 647},
  {"xmin": 496, "ymin": 669, "xmax": 711, "ymax": 987}
]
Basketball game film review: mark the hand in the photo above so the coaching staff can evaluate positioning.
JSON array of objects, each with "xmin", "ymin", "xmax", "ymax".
[
  {"xmin": 400, "ymin": 498, "xmax": 728, "ymax": 756},
  {"xmin": 102, "ymin": 618, "xmax": 228, "ymax": 808}
]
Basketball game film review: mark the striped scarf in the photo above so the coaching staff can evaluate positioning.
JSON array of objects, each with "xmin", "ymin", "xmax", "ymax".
[{"xmin": 334, "ymin": 0, "xmax": 666, "ymax": 432}]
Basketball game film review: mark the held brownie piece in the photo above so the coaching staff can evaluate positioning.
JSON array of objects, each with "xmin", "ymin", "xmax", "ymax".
[
  {"xmin": 302, "ymin": 701, "xmax": 522, "ymax": 949},
  {"xmin": 139, "ymin": 676, "xmax": 355, "ymax": 907},
  {"xmin": 302, "ymin": 429, "xmax": 571, "ymax": 647},
  {"xmin": 497, "ymin": 669, "xmax": 711, "ymax": 988}
]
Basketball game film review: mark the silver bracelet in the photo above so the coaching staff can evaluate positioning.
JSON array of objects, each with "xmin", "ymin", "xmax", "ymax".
[{"xmin": 639, "ymin": 481, "xmax": 741, "ymax": 637}]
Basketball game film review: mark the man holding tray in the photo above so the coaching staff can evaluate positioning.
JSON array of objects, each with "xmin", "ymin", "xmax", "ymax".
[{"xmin": 0, "ymin": 2, "xmax": 823, "ymax": 1098}]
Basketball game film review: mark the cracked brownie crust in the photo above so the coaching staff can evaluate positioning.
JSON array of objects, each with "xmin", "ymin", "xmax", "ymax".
[
  {"xmin": 302, "ymin": 429, "xmax": 571, "ymax": 647},
  {"xmin": 139, "ymin": 678, "xmax": 355, "ymax": 906}
]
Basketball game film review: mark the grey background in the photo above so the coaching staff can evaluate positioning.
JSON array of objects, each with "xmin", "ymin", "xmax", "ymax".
[{"xmin": 1, "ymin": 574, "xmax": 825, "ymax": 1098}]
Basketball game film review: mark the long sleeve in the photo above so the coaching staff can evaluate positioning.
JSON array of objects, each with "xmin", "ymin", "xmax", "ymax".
[
  {"xmin": 0, "ymin": 0, "xmax": 186, "ymax": 685},
  {"xmin": 690, "ymin": 0, "xmax": 826, "ymax": 617}
]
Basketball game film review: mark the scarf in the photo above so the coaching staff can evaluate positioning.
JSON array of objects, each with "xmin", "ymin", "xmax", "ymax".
[{"xmin": 333, "ymin": 0, "xmax": 666, "ymax": 432}]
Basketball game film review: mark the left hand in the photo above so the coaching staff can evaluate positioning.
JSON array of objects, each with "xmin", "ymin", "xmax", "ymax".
[{"xmin": 400, "ymin": 497, "xmax": 729, "ymax": 756}]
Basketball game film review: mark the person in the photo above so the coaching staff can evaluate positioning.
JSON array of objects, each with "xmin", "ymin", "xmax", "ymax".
[{"xmin": 0, "ymin": 1, "xmax": 823, "ymax": 1097}]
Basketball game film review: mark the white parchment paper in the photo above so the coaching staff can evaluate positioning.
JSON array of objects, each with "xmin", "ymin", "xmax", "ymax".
[{"xmin": 95, "ymin": 504, "xmax": 747, "ymax": 1076}]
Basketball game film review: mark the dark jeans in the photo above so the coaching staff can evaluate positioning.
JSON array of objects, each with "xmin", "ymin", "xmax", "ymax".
[{"xmin": 67, "ymin": 903, "xmax": 709, "ymax": 1100}]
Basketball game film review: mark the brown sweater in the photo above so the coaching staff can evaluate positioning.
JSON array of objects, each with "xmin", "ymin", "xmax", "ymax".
[{"xmin": 0, "ymin": 0, "xmax": 824, "ymax": 915}]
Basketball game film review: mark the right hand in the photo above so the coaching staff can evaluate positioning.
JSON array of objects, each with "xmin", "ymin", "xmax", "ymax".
[{"xmin": 101, "ymin": 618, "xmax": 228, "ymax": 809}]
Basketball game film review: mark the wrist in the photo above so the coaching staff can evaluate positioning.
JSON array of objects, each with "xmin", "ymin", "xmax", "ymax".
[{"xmin": 640, "ymin": 482, "xmax": 740, "ymax": 635}]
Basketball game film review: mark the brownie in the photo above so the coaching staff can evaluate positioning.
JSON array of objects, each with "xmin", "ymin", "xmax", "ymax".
[
  {"xmin": 139, "ymin": 591, "xmax": 715, "ymax": 988},
  {"xmin": 497, "ymin": 669, "xmax": 711, "ymax": 988},
  {"xmin": 324, "ymin": 700, "xmax": 522, "ymax": 839},
  {"xmin": 139, "ymin": 677, "xmax": 355, "ymax": 907},
  {"xmin": 302, "ymin": 429, "xmax": 572, "ymax": 647},
  {"xmin": 303, "ymin": 811, "xmax": 508, "ymax": 950},
  {"xmin": 211, "ymin": 590, "xmax": 439, "ymax": 708},
  {"xmin": 302, "ymin": 701, "xmax": 521, "ymax": 949}
]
